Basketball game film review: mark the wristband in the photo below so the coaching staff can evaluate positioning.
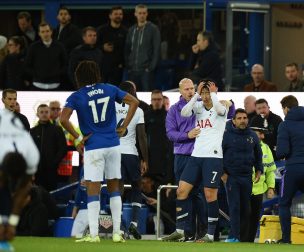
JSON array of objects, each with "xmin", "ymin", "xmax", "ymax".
[
  {"xmin": 8, "ymin": 214, "xmax": 20, "ymax": 226},
  {"xmin": 74, "ymin": 135, "xmax": 83, "ymax": 146}
]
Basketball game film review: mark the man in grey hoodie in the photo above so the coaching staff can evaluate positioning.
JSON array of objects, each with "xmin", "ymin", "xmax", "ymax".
[{"xmin": 125, "ymin": 4, "xmax": 161, "ymax": 91}]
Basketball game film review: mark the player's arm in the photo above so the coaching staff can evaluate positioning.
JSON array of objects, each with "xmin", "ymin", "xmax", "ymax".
[
  {"xmin": 117, "ymin": 94, "xmax": 139, "ymax": 137},
  {"xmin": 209, "ymin": 83, "xmax": 226, "ymax": 116},
  {"xmin": 136, "ymin": 124, "xmax": 149, "ymax": 173},
  {"xmin": 60, "ymin": 107, "xmax": 79, "ymax": 139},
  {"xmin": 181, "ymin": 93, "xmax": 200, "ymax": 117},
  {"xmin": 60, "ymin": 107, "xmax": 86, "ymax": 153}
]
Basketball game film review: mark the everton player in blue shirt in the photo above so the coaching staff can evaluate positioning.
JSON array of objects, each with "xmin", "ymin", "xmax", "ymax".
[{"xmin": 60, "ymin": 61, "xmax": 139, "ymax": 243}]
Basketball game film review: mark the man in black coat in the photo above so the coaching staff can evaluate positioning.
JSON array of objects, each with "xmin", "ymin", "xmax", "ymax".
[
  {"xmin": 97, "ymin": 6, "xmax": 127, "ymax": 85},
  {"xmin": 190, "ymin": 31, "xmax": 224, "ymax": 91},
  {"xmin": 52, "ymin": 7, "xmax": 82, "ymax": 56},
  {"xmin": 30, "ymin": 104, "xmax": 67, "ymax": 191},
  {"xmin": 25, "ymin": 22, "xmax": 67, "ymax": 91},
  {"xmin": 68, "ymin": 26, "xmax": 103, "ymax": 86},
  {"xmin": 144, "ymin": 90, "xmax": 174, "ymax": 185}
]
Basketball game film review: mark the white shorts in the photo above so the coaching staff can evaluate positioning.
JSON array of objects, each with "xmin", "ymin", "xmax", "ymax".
[
  {"xmin": 71, "ymin": 209, "xmax": 88, "ymax": 238},
  {"xmin": 84, "ymin": 146, "xmax": 121, "ymax": 181}
]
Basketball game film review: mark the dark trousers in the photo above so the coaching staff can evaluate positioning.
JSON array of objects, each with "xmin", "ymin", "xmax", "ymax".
[
  {"xmin": 241, "ymin": 193, "xmax": 263, "ymax": 242},
  {"xmin": 102, "ymin": 66, "xmax": 123, "ymax": 86},
  {"xmin": 226, "ymin": 175, "xmax": 252, "ymax": 240},
  {"xmin": 128, "ymin": 70, "xmax": 154, "ymax": 91},
  {"xmin": 279, "ymin": 166, "xmax": 304, "ymax": 243}
]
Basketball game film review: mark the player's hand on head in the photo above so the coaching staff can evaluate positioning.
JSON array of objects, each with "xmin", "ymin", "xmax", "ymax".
[
  {"xmin": 208, "ymin": 82, "xmax": 218, "ymax": 93},
  {"xmin": 197, "ymin": 82, "xmax": 204, "ymax": 95}
]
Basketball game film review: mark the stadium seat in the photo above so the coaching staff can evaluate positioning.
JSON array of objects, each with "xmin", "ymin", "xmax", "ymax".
[
  {"xmin": 54, "ymin": 217, "xmax": 74, "ymax": 237},
  {"xmin": 122, "ymin": 204, "xmax": 149, "ymax": 234}
]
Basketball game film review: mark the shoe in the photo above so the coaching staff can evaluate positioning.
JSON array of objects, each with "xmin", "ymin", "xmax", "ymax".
[
  {"xmin": 225, "ymin": 238, "xmax": 240, "ymax": 243},
  {"xmin": 128, "ymin": 223, "xmax": 142, "ymax": 240},
  {"xmin": 113, "ymin": 231, "xmax": 126, "ymax": 243},
  {"xmin": 0, "ymin": 242, "xmax": 14, "ymax": 252},
  {"xmin": 161, "ymin": 231, "xmax": 184, "ymax": 242},
  {"xmin": 196, "ymin": 234, "xmax": 214, "ymax": 243},
  {"xmin": 183, "ymin": 236, "xmax": 195, "ymax": 242},
  {"xmin": 277, "ymin": 239, "xmax": 291, "ymax": 244},
  {"xmin": 75, "ymin": 235, "xmax": 100, "ymax": 243}
]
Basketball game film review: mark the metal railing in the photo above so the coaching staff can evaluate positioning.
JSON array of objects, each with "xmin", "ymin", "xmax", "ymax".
[{"xmin": 156, "ymin": 185, "xmax": 178, "ymax": 239}]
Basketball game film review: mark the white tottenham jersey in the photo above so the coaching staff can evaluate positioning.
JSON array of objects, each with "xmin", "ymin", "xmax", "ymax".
[
  {"xmin": 181, "ymin": 93, "xmax": 227, "ymax": 158},
  {"xmin": 0, "ymin": 109, "xmax": 39, "ymax": 175},
  {"xmin": 115, "ymin": 102, "xmax": 144, "ymax": 155}
]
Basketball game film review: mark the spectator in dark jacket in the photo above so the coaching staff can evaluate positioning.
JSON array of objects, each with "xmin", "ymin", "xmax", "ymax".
[
  {"xmin": 97, "ymin": 6, "xmax": 127, "ymax": 85},
  {"xmin": 277, "ymin": 95, "xmax": 304, "ymax": 244},
  {"xmin": 25, "ymin": 22, "xmax": 67, "ymax": 91},
  {"xmin": 125, "ymin": 4, "xmax": 161, "ymax": 91},
  {"xmin": 16, "ymin": 11, "xmax": 38, "ymax": 46},
  {"xmin": 30, "ymin": 104, "xmax": 67, "ymax": 191},
  {"xmin": 52, "ymin": 7, "xmax": 82, "ymax": 56},
  {"xmin": 68, "ymin": 26, "xmax": 103, "ymax": 86},
  {"xmin": 222, "ymin": 108, "xmax": 263, "ymax": 242},
  {"xmin": 0, "ymin": 36, "xmax": 29, "ymax": 90},
  {"xmin": 190, "ymin": 31, "xmax": 224, "ymax": 91}
]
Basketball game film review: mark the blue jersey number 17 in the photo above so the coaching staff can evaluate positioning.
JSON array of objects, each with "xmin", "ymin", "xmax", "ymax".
[{"xmin": 88, "ymin": 96, "xmax": 110, "ymax": 123}]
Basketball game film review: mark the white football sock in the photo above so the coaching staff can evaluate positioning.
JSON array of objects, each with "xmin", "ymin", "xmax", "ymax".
[
  {"xmin": 110, "ymin": 195, "xmax": 122, "ymax": 233},
  {"xmin": 87, "ymin": 200, "xmax": 100, "ymax": 237}
]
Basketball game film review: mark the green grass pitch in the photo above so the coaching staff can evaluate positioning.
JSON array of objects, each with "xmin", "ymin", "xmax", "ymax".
[{"xmin": 11, "ymin": 237, "xmax": 304, "ymax": 252}]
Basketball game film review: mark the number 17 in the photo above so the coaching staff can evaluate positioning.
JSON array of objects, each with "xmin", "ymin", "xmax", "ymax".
[{"xmin": 88, "ymin": 96, "xmax": 110, "ymax": 123}]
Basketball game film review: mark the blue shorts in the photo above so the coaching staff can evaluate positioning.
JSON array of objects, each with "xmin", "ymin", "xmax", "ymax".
[
  {"xmin": 174, "ymin": 154, "xmax": 192, "ymax": 183},
  {"xmin": 121, "ymin": 154, "xmax": 141, "ymax": 183},
  {"xmin": 180, "ymin": 157, "xmax": 223, "ymax": 188}
]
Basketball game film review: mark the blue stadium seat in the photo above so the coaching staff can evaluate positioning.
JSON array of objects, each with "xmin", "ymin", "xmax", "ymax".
[
  {"xmin": 54, "ymin": 217, "xmax": 74, "ymax": 237},
  {"xmin": 121, "ymin": 204, "xmax": 149, "ymax": 234}
]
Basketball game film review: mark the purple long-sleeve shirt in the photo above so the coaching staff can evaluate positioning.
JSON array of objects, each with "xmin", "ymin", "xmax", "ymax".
[{"xmin": 165, "ymin": 96, "xmax": 196, "ymax": 155}]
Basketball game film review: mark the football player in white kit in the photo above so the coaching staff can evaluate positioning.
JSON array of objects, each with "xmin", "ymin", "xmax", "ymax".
[
  {"xmin": 162, "ymin": 81, "xmax": 230, "ymax": 242},
  {"xmin": 0, "ymin": 109, "xmax": 39, "ymax": 251},
  {"xmin": 116, "ymin": 81, "xmax": 148, "ymax": 239}
]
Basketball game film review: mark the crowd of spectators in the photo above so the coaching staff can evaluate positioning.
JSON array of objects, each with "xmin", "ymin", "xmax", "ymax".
[{"xmin": 1, "ymin": 5, "xmax": 303, "ymax": 91}]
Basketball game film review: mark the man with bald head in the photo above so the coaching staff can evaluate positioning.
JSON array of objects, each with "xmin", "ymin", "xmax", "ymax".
[
  {"xmin": 244, "ymin": 64, "xmax": 277, "ymax": 92},
  {"xmin": 244, "ymin": 95, "xmax": 257, "ymax": 123}
]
